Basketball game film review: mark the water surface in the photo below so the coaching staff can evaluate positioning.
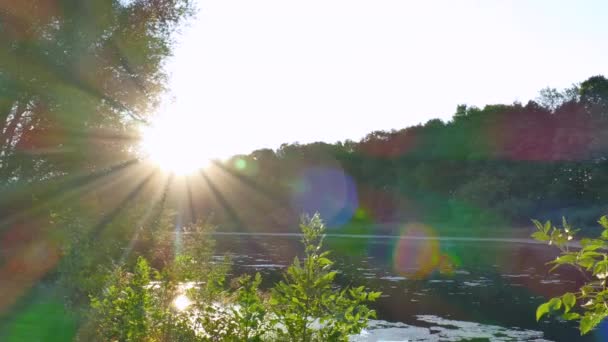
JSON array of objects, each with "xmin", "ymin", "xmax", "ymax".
[{"xmin": 215, "ymin": 234, "xmax": 603, "ymax": 341}]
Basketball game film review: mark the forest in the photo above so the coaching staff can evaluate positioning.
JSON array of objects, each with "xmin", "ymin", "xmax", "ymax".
[
  {"xmin": 187, "ymin": 75, "xmax": 608, "ymax": 236},
  {"xmin": 6, "ymin": 75, "xmax": 608, "ymax": 243}
]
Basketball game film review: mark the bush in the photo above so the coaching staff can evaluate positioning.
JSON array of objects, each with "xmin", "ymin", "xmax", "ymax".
[
  {"xmin": 532, "ymin": 216, "xmax": 608, "ymax": 335},
  {"xmin": 269, "ymin": 214, "xmax": 381, "ymax": 341},
  {"xmin": 86, "ymin": 214, "xmax": 379, "ymax": 341},
  {"xmin": 89, "ymin": 257, "xmax": 158, "ymax": 341},
  {"xmin": 230, "ymin": 273, "xmax": 268, "ymax": 341}
]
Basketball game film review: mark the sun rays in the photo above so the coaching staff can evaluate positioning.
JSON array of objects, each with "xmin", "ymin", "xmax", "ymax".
[
  {"xmin": 0, "ymin": 134, "xmax": 285, "ymax": 313},
  {"xmin": 138, "ymin": 111, "xmax": 243, "ymax": 176},
  {"xmin": 140, "ymin": 124, "xmax": 211, "ymax": 175}
]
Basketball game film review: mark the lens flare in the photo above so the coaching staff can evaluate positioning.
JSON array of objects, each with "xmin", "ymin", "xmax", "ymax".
[
  {"xmin": 391, "ymin": 223, "xmax": 458, "ymax": 279},
  {"xmin": 290, "ymin": 167, "xmax": 358, "ymax": 227},
  {"xmin": 234, "ymin": 158, "xmax": 247, "ymax": 170}
]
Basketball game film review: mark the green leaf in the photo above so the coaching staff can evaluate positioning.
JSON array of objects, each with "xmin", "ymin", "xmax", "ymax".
[
  {"xmin": 593, "ymin": 260, "xmax": 608, "ymax": 276},
  {"xmin": 536, "ymin": 302, "xmax": 551, "ymax": 321},
  {"xmin": 531, "ymin": 231, "xmax": 550, "ymax": 242},
  {"xmin": 548, "ymin": 297, "xmax": 562, "ymax": 311},
  {"xmin": 581, "ymin": 239, "xmax": 605, "ymax": 250},
  {"xmin": 532, "ymin": 219, "xmax": 544, "ymax": 231},
  {"xmin": 535, "ymin": 298, "xmax": 561, "ymax": 322},
  {"xmin": 368, "ymin": 291, "xmax": 381, "ymax": 301},
  {"xmin": 578, "ymin": 257, "xmax": 597, "ymax": 270},
  {"xmin": 562, "ymin": 312, "xmax": 580, "ymax": 320},
  {"xmin": 599, "ymin": 216, "xmax": 608, "ymax": 230},
  {"xmin": 544, "ymin": 220, "xmax": 552, "ymax": 233},
  {"xmin": 562, "ymin": 293, "xmax": 576, "ymax": 312},
  {"xmin": 581, "ymin": 285, "xmax": 594, "ymax": 297},
  {"xmin": 553, "ymin": 254, "xmax": 577, "ymax": 265},
  {"xmin": 580, "ymin": 315, "xmax": 594, "ymax": 335},
  {"xmin": 318, "ymin": 257, "xmax": 332, "ymax": 267}
]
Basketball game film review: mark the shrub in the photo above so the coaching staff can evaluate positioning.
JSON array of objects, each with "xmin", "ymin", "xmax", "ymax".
[
  {"xmin": 532, "ymin": 216, "xmax": 608, "ymax": 335},
  {"xmin": 87, "ymin": 214, "xmax": 380, "ymax": 341},
  {"xmin": 89, "ymin": 257, "xmax": 158, "ymax": 341},
  {"xmin": 269, "ymin": 213, "xmax": 381, "ymax": 341},
  {"xmin": 230, "ymin": 273, "xmax": 269, "ymax": 341}
]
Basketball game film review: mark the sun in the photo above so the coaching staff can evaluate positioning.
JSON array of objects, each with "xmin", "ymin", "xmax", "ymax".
[{"xmin": 139, "ymin": 115, "xmax": 213, "ymax": 175}]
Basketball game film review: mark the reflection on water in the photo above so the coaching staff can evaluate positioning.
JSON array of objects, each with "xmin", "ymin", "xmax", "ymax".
[
  {"xmin": 352, "ymin": 316, "xmax": 549, "ymax": 342},
  {"xmin": 173, "ymin": 294, "xmax": 192, "ymax": 311},
  {"xmin": 215, "ymin": 234, "xmax": 599, "ymax": 341}
]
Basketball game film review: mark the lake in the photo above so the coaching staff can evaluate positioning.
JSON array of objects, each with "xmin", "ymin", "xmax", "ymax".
[{"xmin": 214, "ymin": 233, "xmax": 604, "ymax": 341}]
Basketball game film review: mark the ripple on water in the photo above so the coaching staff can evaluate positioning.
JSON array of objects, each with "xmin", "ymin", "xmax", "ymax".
[
  {"xmin": 350, "ymin": 315, "xmax": 551, "ymax": 341},
  {"xmin": 501, "ymin": 274, "xmax": 531, "ymax": 278},
  {"xmin": 242, "ymin": 264, "xmax": 285, "ymax": 269},
  {"xmin": 380, "ymin": 276, "xmax": 407, "ymax": 282},
  {"xmin": 453, "ymin": 269, "xmax": 471, "ymax": 275},
  {"xmin": 428, "ymin": 279, "xmax": 455, "ymax": 283},
  {"xmin": 462, "ymin": 279, "xmax": 492, "ymax": 287}
]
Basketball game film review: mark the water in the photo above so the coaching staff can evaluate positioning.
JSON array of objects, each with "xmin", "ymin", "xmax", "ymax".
[{"xmin": 214, "ymin": 234, "xmax": 605, "ymax": 341}]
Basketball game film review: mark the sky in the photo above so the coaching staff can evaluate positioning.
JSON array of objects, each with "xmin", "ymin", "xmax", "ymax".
[{"xmin": 157, "ymin": 0, "xmax": 608, "ymax": 158}]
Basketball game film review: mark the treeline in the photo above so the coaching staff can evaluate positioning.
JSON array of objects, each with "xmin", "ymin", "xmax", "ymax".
[
  {"xmin": 3, "ymin": 77, "xmax": 608, "ymax": 243},
  {"xmin": 187, "ymin": 76, "xmax": 608, "ymax": 235}
]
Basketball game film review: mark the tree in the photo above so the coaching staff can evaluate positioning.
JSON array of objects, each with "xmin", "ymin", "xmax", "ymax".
[
  {"xmin": 0, "ymin": 3, "xmax": 193, "ymax": 311},
  {"xmin": 537, "ymin": 87, "xmax": 565, "ymax": 112},
  {"xmin": 580, "ymin": 75, "xmax": 608, "ymax": 115},
  {"xmin": 0, "ymin": 0, "xmax": 193, "ymax": 181}
]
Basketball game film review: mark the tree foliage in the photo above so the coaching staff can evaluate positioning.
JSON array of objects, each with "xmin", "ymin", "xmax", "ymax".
[
  {"xmin": 0, "ymin": 0, "xmax": 193, "ymax": 181},
  {"xmin": 532, "ymin": 216, "xmax": 608, "ymax": 335},
  {"xmin": 177, "ymin": 75, "xmax": 608, "ymax": 235},
  {"xmin": 0, "ymin": 1, "xmax": 193, "ymax": 300}
]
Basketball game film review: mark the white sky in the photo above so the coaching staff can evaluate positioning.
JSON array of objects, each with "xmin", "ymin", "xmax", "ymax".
[{"xmin": 159, "ymin": 0, "xmax": 608, "ymax": 158}]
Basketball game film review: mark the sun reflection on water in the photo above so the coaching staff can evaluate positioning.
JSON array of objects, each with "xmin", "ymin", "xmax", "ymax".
[{"xmin": 173, "ymin": 294, "xmax": 192, "ymax": 311}]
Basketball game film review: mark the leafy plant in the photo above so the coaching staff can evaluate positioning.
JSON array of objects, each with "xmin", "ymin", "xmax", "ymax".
[
  {"xmin": 89, "ymin": 257, "xmax": 200, "ymax": 341},
  {"xmin": 269, "ymin": 213, "xmax": 381, "ymax": 341},
  {"xmin": 532, "ymin": 216, "xmax": 608, "ymax": 335},
  {"xmin": 230, "ymin": 273, "xmax": 269, "ymax": 341},
  {"xmin": 86, "ymin": 215, "xmax": 381, "ymax": 341},
  {"xmin": 169, "ymin": 220, "xmax": 231, "ymax": 300},
  {"xmin": 89, "ymin": 257, "xmax": 158, "ymax": 341}
]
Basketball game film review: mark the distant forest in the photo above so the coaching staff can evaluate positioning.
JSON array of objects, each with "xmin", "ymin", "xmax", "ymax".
[
  {"xmin": 193, "ymin": 75, "xmax": 608, "ymax": 235},
  {"xmin": 3, "ymin": 76, "xmax": 608, "ymax": 237}
]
